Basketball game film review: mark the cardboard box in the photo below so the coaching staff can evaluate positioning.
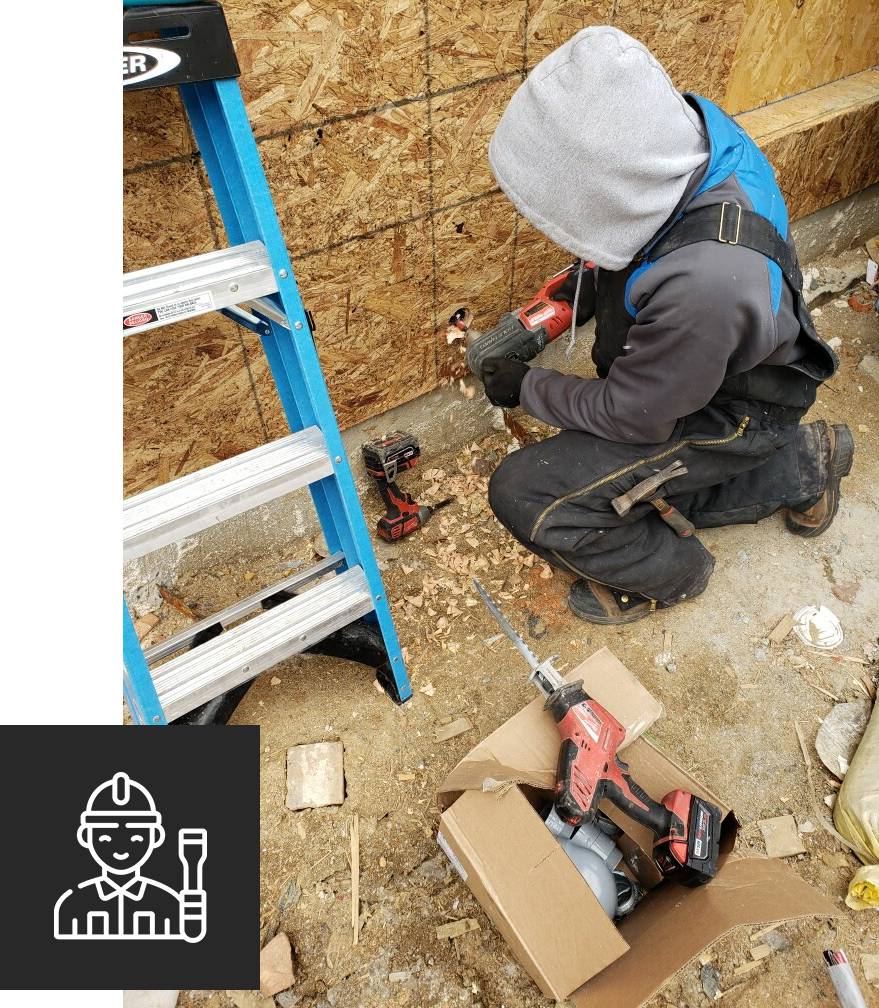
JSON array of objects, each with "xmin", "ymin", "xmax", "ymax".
[{"xmin": 436, "ymin": 648, "xmax": 838, "ymax": 1005}]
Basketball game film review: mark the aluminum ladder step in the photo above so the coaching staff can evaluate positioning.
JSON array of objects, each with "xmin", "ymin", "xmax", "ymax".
[
  {"xmin": 152, "ymin": 565, "xmax": 373, "ymax": 720},
  {"xmin": 123, "ymin": 240, "xmax": 277, "ymax": 335},
  {"xmin": 143, "ymin": 552, "xmax": 344, "ymax": 663},
  {"xmin": 123, "ymin": 426, "xmax": 334, "ymax": 562}
]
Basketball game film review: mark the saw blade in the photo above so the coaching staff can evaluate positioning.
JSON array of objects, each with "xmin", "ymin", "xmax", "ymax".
[{"xmin": 472, "ymin": 577, "xmax": 541, "ymax": 671}]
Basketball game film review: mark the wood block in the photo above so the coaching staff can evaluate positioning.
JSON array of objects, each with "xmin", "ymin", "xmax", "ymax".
[
  {"xmin": 768, "ymin": 613, "xmax": 794, "ymax": 644},
  {"xmin": 527, "ymin": 0, "xmax": 612, "ymax": 67},
  {"xmin": 739, "ymin": 70, "xmax": 879, "ymax": 221},
  {"xmin": 224, "ymin": 0, "xmax": 426, "ymax": 136},
  {"xmin": 725, "ymin": 0, "xmax": 879, "ymax": 115},
  {"xmin": 613, "ymin": 0, "xmax": 746, "ymax": 106},
  {"xmin": 427, "ymin": 0, "xmax": 526, "ymax": 91},
  {"xmin": 436, "ymin": 917, "xmax": 480, "ymax": 939},
  {"xmin": 262, "ymin": 104, "xmax": 431, "ymax": 258},
  {"xmin": 431, "ymin": 75, "xmax": 521, "ymax": 209},
  {"xmin": 286, "ymin": 741, "xmax": 345, "ymax": 810},
  {"xmin": 290, "ymin": 220, "xmax": 436, "ymax": 429},
  {"xmin": 435, "ymin": 717, "xmax": 473, "ymax": 742},
  {"xmin": 757, "ymin": 815, "xmax": 806, "ymax": 858}
]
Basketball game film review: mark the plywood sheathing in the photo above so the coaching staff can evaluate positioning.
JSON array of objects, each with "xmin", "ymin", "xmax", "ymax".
[
  {"xmin": 123, "ymin": 88, "xmax": 193, "ymax": 172},
  {"xmin": 427, "ymin": 0, "xmax": 526, "ymax": 90},
  {"xmin": 123, "ymin": 317, "xmax": 269, "ymax": 496},
  {"xmin": 289, "ymin": 221, "xmax": 437, "ymax": 423},
  {"xmin": 739, "ymin": 69, "xmax": 879, "ymax": 220},
  {"xmin": 224, "ymin": 0, "xmax": 427, "ymax": 137},
  {"xmin": 262, "ymin": 104, "xmax": 431, "ymax": 259},
  {"xmin": 431, "ymin": 76, "xmax": 520, "ymax": 208},
  {"xmin": 123, "ymin": 159, "xmax": 215, "ymax": 272},
  {"xmin": 527, "ymin": 1, "xmax": 612, "ymax": 66},
  {"xmin": 124, "ymin": 0, "xmax": 879, "ymax": 494},
  {"xmin": 615, "ymin": 0, "xmax": 747, "ymax": 105},
  {"xmin": 433, "ymin": 195, "xmax": 518, "ymax": 380},
  {"xmin": 725, "ymin": 0, "xmax": 879, "ymax": 115}
]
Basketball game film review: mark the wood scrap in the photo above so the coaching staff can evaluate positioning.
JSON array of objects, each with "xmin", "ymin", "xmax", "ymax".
[
  {"xmin": 733, "ymin": 959, "xmax": 765, "ymax": 977},
  {"xmin": 750, "ymin": 943, "xmax": 772, "ymax": 961},
  {"xmin": 769, "ymin": 613, "xmax": 795, "ymax": 644},
  {"xmin": 436, "ymin": 918, "xmax": 480, "ymax": 940},
  {"xmin": 133, "ymin": 612, "xmax": 160, "ymax": 636},
  {"xmin": 350, "ymin": 813, "xmax": 359, "ymax": 947},
  {"xmin": 158, "ymin": 585, "xmax": 199, "ymax": 619},
  {"xmin": 434, "ymin": 717, "xmax": 473, "ymax": 742},
  {"xmin": 862, "ymin": 953, "xmax": 879, "ymax": 986}
]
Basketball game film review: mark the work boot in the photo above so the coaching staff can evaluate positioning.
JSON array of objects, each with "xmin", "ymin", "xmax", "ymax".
[
  {"xmin": 785, "ymin": 422, "xmax": 854, "ymax": 538},
  {"xmin": 567, "ymin": 579, "xmax": 665, "ymax": 625}
]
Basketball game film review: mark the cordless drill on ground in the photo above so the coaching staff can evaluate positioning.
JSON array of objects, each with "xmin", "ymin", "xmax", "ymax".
[
  {"xmin": 473, "ymin": 579, "xmax": 722, "ymax": 886},
  {"xmin": 466, "ymin": 263, "xmax": 592, "ymax": 379},
  {"xmin": 362, "ymin": 432, "xmax": 452, "ymax": 542}
]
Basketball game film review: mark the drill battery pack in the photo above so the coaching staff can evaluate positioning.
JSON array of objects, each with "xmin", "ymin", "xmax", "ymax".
[
  {"xmin": 361, "ymin": 431, "xmax": 420, "ymax": 481},
  {"xmin": 653, "ymin": 792, "xmax": 722, "ymax": 887}
]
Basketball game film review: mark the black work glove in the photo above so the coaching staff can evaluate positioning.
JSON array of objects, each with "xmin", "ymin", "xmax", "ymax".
[
  {"xmin": 482, "ymin": 357, "xmax": 528, "ymax": 408},
  {"xmin": 551, "ymin": 263, "xmax": 596, "ymax": 326}
]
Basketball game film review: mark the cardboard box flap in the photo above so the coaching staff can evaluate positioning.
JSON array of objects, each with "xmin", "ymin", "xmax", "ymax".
[
  {"xmin": 571, "ymin": 856, "xmax": 840, "ymax": 1008},
  {"xmin": 441, "ymin": 787, "xmax": 629, "ymax": 1000},
  {"xmin": 438, "ymin": 648, "xmax": 663, "ymax": 809}
]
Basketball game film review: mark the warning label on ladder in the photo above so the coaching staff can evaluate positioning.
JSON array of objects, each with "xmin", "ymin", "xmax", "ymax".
[{"xmin": 123, "ymin": 292, "xmax": 215, "ymax": 331}]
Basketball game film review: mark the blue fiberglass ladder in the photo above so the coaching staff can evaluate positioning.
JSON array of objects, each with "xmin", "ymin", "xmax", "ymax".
[{"xmin": 122, "ymin": 1, "xmax": 412, "ymax": 724}]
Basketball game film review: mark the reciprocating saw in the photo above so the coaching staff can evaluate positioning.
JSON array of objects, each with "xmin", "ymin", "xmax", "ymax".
[
  {"xmin": 466, "ymin": 263, "xmax": 593, "ymax": 379},
  {"xmin": 472, "ymin": 579, "xmax": 721, "ymax": 886}
]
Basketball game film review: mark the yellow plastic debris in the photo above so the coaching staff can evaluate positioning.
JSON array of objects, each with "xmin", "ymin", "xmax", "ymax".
[
  {"xmin": 833, "ymin": 697, "xmax": 879, "ymax": 909},
  {"xmin": 845, "ymin": 866, "xmax": 879, "ymax": 910}
]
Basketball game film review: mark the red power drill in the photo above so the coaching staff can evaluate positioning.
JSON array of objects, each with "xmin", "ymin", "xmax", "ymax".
[
  {"xmin": 473, "ymin": 579, "xmax": 722, "ymax": 886},
  {"xmin": 466, "ymin": 263, "xmax": 592, "ymax": 379},
  {"xmin": 362, "ymin": 432, "xmax": 452, "ymax": 542}
]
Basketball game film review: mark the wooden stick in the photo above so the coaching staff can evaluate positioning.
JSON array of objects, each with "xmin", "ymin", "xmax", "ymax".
[{"xmin": 351, "ymin": 813, "xmax": 360, "ymax": 946}]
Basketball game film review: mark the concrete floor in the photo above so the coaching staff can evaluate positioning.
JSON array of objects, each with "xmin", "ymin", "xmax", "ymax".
[{"xmin": 131, "ymin": 259, "xmax": 879, "ymax": 1008}]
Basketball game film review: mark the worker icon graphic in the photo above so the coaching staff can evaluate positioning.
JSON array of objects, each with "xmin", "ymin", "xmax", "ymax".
[{"xmin": 53, "ymin": 771, "xmax": 207, "ymax": 942}]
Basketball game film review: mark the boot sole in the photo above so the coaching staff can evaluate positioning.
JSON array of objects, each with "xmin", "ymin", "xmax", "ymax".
[
  {"xmin": 566, "ymin": 597, "xmax": 654, "ymax": 625},
  {"xmin": 785, "ymin": 424, "xmax": 854, "ymax": 538}
]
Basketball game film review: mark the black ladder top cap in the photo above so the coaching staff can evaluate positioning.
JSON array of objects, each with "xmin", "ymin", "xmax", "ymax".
[{"xmin": 123, "ymin": 1, "xmax": 240, "ymax": 91}]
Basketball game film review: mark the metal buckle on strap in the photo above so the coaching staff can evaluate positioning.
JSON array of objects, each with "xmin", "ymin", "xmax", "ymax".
[{"xmin": 718, "ymin": 202, "xmax": 742, "ymax": 245}]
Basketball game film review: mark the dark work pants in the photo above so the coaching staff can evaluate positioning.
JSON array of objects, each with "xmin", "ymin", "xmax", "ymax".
[{"xmin": 488, "ymin": 397, "xmax": 828, "ymax": 605}]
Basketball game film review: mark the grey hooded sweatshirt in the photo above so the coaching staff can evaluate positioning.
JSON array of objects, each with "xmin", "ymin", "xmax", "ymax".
[{"xmin": 488, "ymin": 27, "xmax": 811, "ymax": 444}]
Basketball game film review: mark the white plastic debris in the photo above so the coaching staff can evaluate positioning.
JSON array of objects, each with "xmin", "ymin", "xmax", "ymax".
[{"xmin": 792, "ymin": 605, "xmax": 843, "ymax": 649}]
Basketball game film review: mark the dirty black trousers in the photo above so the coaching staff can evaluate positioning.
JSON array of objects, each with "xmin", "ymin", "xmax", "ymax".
[{"xmin": 488, "ymin": 396, "xmax": 828, "ymax": 605}]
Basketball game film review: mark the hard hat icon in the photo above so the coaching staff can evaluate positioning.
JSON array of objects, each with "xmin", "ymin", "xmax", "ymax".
[{"xmin": 77, "ymin": 772, "xmax": 164, "ymax": 846}]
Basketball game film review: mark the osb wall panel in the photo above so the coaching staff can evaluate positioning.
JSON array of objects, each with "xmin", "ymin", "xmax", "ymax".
[
  {"xmin": 741, "ymin": 71, "xmax": 879, "ymax": 220},
  {"xmin": 223, "ymin": 0, "xmax": 426, "ymax": 135},
  {"xmin": 262, "ymin": 103, "xmax": 431, "ymax": 258},
  {"xmin": 123, "ymin": 159, "xmax": 214, "ymax": 271},
  {"xmin": 614, "ymin": 0, "xmax": 747, "ymax": 105},
  {"xmin": 123, "ymin": 317, "xmax": 268, "ymax": 497},
  {"xmin": 433, "ymin": 195, "xmax": 518, "ymax": 378},
  {"xmin": 124, "ymin": 0, "xmax": 879, "ymax": 493},
  {"xmin": 725, "ymin": 0, "xmax": 879, "ymax": 115}
]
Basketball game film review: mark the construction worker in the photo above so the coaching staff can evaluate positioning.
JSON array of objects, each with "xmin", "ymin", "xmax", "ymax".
[
  {"xmin": 480, "ymin": 27, "xmax": 852, "ymax": 624},
  {"xmin": 54, "ymin": 771, "xmax": 189, "ymax": 940}
]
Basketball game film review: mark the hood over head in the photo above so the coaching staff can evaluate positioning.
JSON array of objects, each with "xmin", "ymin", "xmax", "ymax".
[{"xmin": 489, "ymin": 27, "xmax": 709, "ymax": 270}]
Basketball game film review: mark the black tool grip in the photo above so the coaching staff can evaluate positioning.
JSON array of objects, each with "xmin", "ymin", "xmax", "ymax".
[
  {"xmin": 466, "ymin": 316, "xmax": 549, "ymax": 379},
  {"xmin": 603, "ymin": 772, "xmax": 672, "ymax": 838}
]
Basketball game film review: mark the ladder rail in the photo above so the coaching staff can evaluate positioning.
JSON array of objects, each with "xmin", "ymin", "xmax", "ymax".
[
  {"xmin": 179, "ymin": 78, "xmax": 411, "ymax": 702},
  {"xmin": 123, "ymin": 598, "xmax": 166, "ymax": 725}
]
